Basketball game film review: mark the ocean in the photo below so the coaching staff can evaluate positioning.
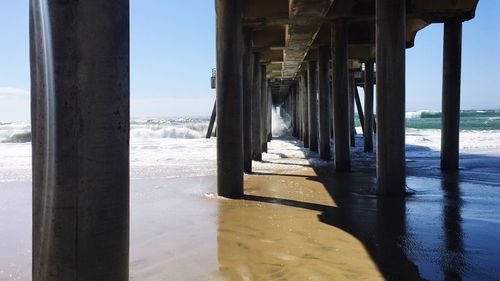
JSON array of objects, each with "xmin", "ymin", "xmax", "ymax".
[
  {"xmin": 2, "ymin": 109, "xmax": 499, "ymax": 144},
  {"xmin": 354, "ymin": 109, "xmax": 500, "ymax": 130},
  {"xmin": 1, "ymin": 109, "xmax": 500, "ymax": 182}
]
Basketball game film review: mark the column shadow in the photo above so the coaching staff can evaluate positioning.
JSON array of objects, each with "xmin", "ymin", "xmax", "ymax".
[{"xmin": 240, "ymin": 136, "xmax": 495, "ymax": 280}]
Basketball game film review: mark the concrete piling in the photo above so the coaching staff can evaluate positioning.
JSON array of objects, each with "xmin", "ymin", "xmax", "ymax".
[
  {"xmin": 216, "ymin": 0, "xmax": 244, "ymax": 198},
  {"xmin": 331, "ymin": 20, "xmax": 351, "ymax": 172},
  {"xmin": 268, "ymin": 84, "xmax": 272, "ymax": 142},
  {"xmin": 308, "ymin": 61, "xmax": 319, "ymax": 152},
  {"xmin": 441, "ymin": 20, "xmax": 463, "ymax": 171},
  {"xmin": 206, "ymin": 101, "xmax": 217, "ymax": 138},
  {"xmin": 301, "ymin": 71, "xmax": 310, "ymax": 148},
  {"xmin": 261, "ymin": 64, "xmax": 268, "ymax": 153},
  {"xmin": 317, "ymin": 45, "xmax": 332, "ymax": 160},
  {"xmin": 376, "ymin": 0, "xmax": 407, "ymax": 195},
  {"xmin": 252, "ymin": 53, "xmax": 262, "ymax": 161},
  {"xmin": 364, "ymin": 62, "xmax": 375, "ymax": 153},
  {"xmin": 354, "ymin": 86, "xmax": 365, "ymax": 134},
  {"xmin": 348, "ymin": 71, "xmax": 356, "ymax": 147},
  {"xmin": 242, "ymin": 29, "xmax": 254, "ymax": 173},
  {"xmin": 30, "ymin": 1, "xmax": 130, "ymax": 279}
]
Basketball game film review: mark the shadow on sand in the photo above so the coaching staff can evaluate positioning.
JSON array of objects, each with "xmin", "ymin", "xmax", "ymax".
[{"xmin": 242, "ymin": 136, "xmax": 500, "ymax": 280}]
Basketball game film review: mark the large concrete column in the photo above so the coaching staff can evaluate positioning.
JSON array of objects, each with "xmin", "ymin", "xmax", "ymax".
[
  {"xmin": 301, "ymin": 71, "xmax": 310, "ymax": 148},
  {"xmin": 293, "ymin": 79, "xmax": 302, "ymax": 140},
  {"xmin": 291, "ymin": 87, "xmax": 297, "ymax": 137},
  {"xmin": 348, "ymin": 71, "xmax": 356, "ymax": 147},
  {"xmin": 261, "ymin": 65, "xmax": 268, "ymax": 153},
  {"xmin": 216, "ymin": 0, "xmax": 244, "ymax": 198},
  {"xmin": 376, "ymin": 0, "xmax": 406, "ymax": 195},
  {"xmin": 30, "ymin": 1, "xmax": 129, "ymax": 280},
  {"xmin": 317, "ymin": 46, "xmax": 331, "ymax": 160},
  {"xmin": 292, "ymin": 82, "xmax": 300, "ymax": 140},
  {"xmin": 267, "ymin": 84, "xmax": 272, "ymax": 142},
  {"xmin": 251, "ymin": 53, "xmax": 262, "ymax": 161},
  {"xmin": 296, "ymin": 81, "xmax": 302, "ymax": 140},
  {"xmin": 308, "ymin": 61, "xmax": 319, "ymax": 152},
  {"xmin": 441, "ymin": 20, "xmax": 462, "ymax": 171},
  {"xmin": 331, "ymin": 20, "xmax": 351, "ymax": 172},
  {"xmin": 242, "ymin": 29, "xmax": 253, "ymax": 173},
  {"xmin": 364, "ymin": 62, "xmax": 375, "ymax": 152}
]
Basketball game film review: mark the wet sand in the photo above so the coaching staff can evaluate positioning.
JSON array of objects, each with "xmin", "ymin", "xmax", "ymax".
[
  {"xmin": 1, "ymin": 137, "xmax": 500, "ymax": 280},
  {"xmin": 129, "ymin": 137, "xmax": 500, "ymax": 280}
]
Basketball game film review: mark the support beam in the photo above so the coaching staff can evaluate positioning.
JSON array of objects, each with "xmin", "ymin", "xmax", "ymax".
[
  {"xmin": 376, "ymin": 0, "xmax": 406, "ymax": 195},
  {"xmin": 348, "ymin": 72, "xmax": 356, "ymax": 147},
  {"xmin": 30, "ymin": 1, "xmax": 130, "ymax": 279},
  {"xmin": 206, "ymin": 101, "xmax": 216, "ymax": 138},
  {"xmin": 242, "ymin": 29, "xmax": 253, "ymax": 173},
  {"xmin": 299, "ymin": 81, "xmax": 302, "ymax": 140},
  {"xmin": 261, "ymin": 65, "xmax": 268, "ymax": 153},
  {"xmin": 268, "ymin": 83, "xmax": 272, "ymax": 142},
  {"xmin": 441, "ymin": 20, "xmax": 462, "ymax": 171},
  {"xmin": 251, "ymin": 53, "xmax": 262, "ymax": 161},
  {"xmin": 216, "ymin": 0, "xmax": 244, "ymax": 198},
  {"xmin": 291, "ymin": 86, "xmax": 297, "ymax": 137},
  {"xmin": 332, "ymin": 20, "xmax": 351, "ymax": 172},
  {"xmin": 317, "ymin": 46, "xmax": 331, "ymax": 160},
  {"xmin": 296, "ymin": 82, "xmax": 301, "ymax": 140},
  {"xmin": 308, "ymin": 61, "xmax": 319, "ymax": 152},
  {"xmin": 364, "ymin": 62, "xmax": 375, "ymax": 152},
  {"xmin": 301, "ymin": 71, "xmax": 310, "ymax": 148},
  {"xmin": 293, "ymin": 85, "xmax": 298, "ymax": 138},
  {"xmin": 354, "ymin": 86, "xmax": 365, "ymax": 134}
]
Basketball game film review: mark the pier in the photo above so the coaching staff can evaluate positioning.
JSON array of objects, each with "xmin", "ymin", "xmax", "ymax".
[
  {"xmin": 28, "ymin": 0, "xmax": 483, "ymax": 280},
  {"xmin": 215, "ymin": 0, "xmax": 478, "ymax": 196}
]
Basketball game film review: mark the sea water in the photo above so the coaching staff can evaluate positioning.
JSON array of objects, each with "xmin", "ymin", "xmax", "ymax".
[{"xmin": 1, "ymin": 109, "xmax": 500, "ymax": 182}]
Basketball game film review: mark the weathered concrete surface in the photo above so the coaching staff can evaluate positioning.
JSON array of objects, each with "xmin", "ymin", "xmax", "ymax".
[
  {"xmin": 317, "ymin": 45, "xmax": 331, "ymax": 160},
  {"xmin": 300, "ymin": 71, "xmax": 309, "ymax": 148},
  {"xmin": 252, "ymin": 53, "xmax": 263, "ymax": 161},
  {"xmin": 216, "ymin": 0, "xmax": 244, "ymax": 198},
  {"xmin": 243, "ymin": 29, "xmax": 254, "ymax": 173},
  {"xmin": 348, "ymin": 72, "xmax": 356, "ymax": 147},
  {"xmin": 261, "ymin": 64, "xmax": 268, "ymax": 153},
  {"xmin": 308, "ymin": 60, "xmax": 319, "ymax": 152},
  {"xmin": 332, "ymin": 20, "xmax": 351, "ymax": 172},
  {"xmin": 30, "ymin": 1, "xmax": 130, "ymax": 280},
  {"xmin": 441, "ymin": 20, "xmax": 462, "ymax": 171},
  {"xmin": 364, "ymin": 62, "xmax": 374, "ymax": 153},
  {"xmin": 243, "ymin": 0, "xmax": 478, "ymax": 105},
  {"xmin": 376, "ymin": 0, "xmax": 406, "ymax": 195}
]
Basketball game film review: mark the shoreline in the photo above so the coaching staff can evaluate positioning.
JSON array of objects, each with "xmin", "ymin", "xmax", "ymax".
[{"xmin": 1, "ymin": 137, "xmax": 499, "ymax": 280}]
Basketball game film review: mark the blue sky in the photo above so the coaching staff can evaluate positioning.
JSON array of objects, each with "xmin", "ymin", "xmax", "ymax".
[{"xmin": 0, "ymin": 0, "xmax": 498, "ymax": 121}]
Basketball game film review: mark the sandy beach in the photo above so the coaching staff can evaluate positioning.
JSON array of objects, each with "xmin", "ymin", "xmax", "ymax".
[{"xmin": 1, "ymin": 132, "xmax": 500, "ymax": 280}]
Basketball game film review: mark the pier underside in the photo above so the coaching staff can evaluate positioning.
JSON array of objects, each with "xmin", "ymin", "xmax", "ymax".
[
  {"xmin": 213, "ymin": 0, "xmax": 479, "ymax": 197},
  {"xmin": 26, "ymin": 0, "xmax": 484, "ymax": 279}
]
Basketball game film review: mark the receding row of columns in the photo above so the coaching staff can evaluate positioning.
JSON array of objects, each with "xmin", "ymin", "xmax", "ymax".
[
  {"xmin": 216, "ymin": 0, "xmax": 274, "ymax": 198},
  {"xmin": 282, "ymin": 0, "xmax": 464, "ymax": 196},
  {"xmin": 28, "ymin": 0, "xmax": 465, "ymax": 278}
]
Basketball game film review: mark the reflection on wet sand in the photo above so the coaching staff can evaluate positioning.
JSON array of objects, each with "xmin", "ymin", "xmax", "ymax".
[
  {"xmin": 214, "ymin": 170, "xmax": 384, "ymax": 280},
  {"xmin": 128, "ymin": 138, "xmax": 500, "ymax": 280},
  {"xmin": 212, "ymin": 138, "xmax": 500, "ymax": 280},
  {"xmin": 441, "ymin": 174, "xmax": 464, "ymax": 281}
]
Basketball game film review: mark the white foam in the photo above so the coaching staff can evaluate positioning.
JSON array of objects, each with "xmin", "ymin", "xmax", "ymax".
[
  {"xmin": 1, "ymin": 117, "xmax": 499, "ymax": 183},
  {"xmin": 405, "ymin": 129, "xmax": 500, "ymax": 153},
  {"xmin": 131, "ymin": 126, "xmax": 204, "ymax": 139},
  {"xmin": 405, "ymin": 110, "xmax": 437, "ymax": 119},
  {"xmin": 0, "ymin": 122, "xmax": 31, "ymax": 142},
  {"xmin": 272, "ymin": 107, "xmax": 291, "ymax": 137}
]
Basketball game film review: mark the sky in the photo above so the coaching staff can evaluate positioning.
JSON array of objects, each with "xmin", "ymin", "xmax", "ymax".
[{"xmin": 0, "ymin": 0, "xmax": 498, "ymax": 122}]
